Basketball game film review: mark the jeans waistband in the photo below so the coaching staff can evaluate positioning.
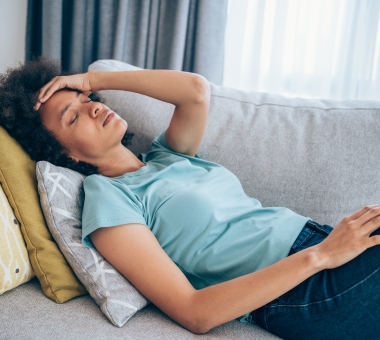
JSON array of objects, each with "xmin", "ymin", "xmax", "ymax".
[{"xmin": 289, "ymin": 220, "xmax": 333, "ymax": 255}]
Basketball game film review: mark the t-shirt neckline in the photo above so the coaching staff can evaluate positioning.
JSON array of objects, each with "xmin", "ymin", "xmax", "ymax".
[{"xmin": 101, "ymin": 161, "xmax": 151, "ymax": 180}]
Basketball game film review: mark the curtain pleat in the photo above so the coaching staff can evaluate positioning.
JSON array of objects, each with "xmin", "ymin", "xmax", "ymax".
[
  {"xmin": 41, "ymin": 0, "xmax": 62, "ymax": 60},
  {"xmin": 112, "ymin": 0, "xmax": 130, "ymax": 60},
  {"xmin": 191, "ymin": 0, "xmax": 227, "ymax": 82},
  {"xmin": 146, "ymin": 0, "xmax": 160, "ymax": 67},
  {"xmin": 26, "ymin": 0, "xmax": 227, "ymax": 84},
  {"xmin": 26, "ymin": 0, "xmax": 42, "ymax": 60}
]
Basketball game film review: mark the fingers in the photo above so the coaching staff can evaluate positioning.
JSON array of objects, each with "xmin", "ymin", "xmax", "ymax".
[
  {"xmin": 34, "ymin": 76, "xmax": 66, "ymax": 110},
  {"xmin": 349, "ymin": 205, "xmax": 380, "ymax": 234},
  {"xmin": 360, "ymin": 210, "xmax": 380, "ymax": 235},
  {"xmin": 342, "ymin": 204, "xmax": 380, "ymax": 223},
  {"xmin": 367, "ymin": 235, "xmax": 380, "ymax": 249},
  {"xmin": 34, "ymin": 82, "xmax": 54, "ymax": 110}
]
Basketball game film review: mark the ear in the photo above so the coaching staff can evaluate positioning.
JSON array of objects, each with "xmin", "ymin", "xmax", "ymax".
[{"xmin": 69, "ymin": 155, "xmax": 80, "ymax": 163}]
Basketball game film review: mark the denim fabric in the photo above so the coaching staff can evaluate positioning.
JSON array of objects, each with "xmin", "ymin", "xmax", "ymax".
[{"xmin": 250, "ymin": 220, "xmax": 380, "ymax": 340}]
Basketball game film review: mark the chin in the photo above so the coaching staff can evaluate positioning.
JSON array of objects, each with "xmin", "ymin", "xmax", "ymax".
[
  {"xmin": 117, "ymin": 115, "xmax": 128, "ymax": 130},
  {"xmin": 122, "ymin": 121, "xmax": 128, "ymax": 134}
]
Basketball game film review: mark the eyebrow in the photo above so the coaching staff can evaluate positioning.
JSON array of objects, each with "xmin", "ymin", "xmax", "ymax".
[{"xmin": 60, "ymin": 91, "xmax": 81, "ymax": 122}]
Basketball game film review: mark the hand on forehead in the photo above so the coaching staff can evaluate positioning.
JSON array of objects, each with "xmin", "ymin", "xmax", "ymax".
[{"xmin": 34, "ymin": 73, "xmax": 92, "ymax": 111}]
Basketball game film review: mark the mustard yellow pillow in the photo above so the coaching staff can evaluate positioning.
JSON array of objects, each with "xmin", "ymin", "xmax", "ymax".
[
  {"xmin": 0, "ymin": 126, "xmax": 86, "ymax": 302},
  {"xmin": 0, "ymin": 183, "xmax": 35, "ymax": 294}
]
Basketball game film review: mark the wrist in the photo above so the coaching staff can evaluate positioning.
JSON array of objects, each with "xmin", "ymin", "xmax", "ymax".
[
  {"xmin": 87, "ymin": 70, "xmax": 105, "ymax": 92},
  {"xmin": 304, "ymin": 245, "xmax": 328, "ymax": 271}
]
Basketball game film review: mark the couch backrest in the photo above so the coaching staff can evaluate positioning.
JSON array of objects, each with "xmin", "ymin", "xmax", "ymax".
[{"xmin": 89, "ymin": 59, "xmax": 380, "ymax": 228}]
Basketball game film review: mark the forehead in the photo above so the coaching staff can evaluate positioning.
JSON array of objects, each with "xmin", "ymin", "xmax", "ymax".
[
  {"xmin": 42, "ymin": 89, "xmax": 82, "ymax": 111},
  {"xmin": 38, "ymin": 90, "xmax": 81, "ymax": 125},
  {"xmin": 41, "ymin": 89, "xmax": 80, "ymax": 107},
  {"xmin": 50, "ymin": 89, "xmax": 81, "ymax": 102}
]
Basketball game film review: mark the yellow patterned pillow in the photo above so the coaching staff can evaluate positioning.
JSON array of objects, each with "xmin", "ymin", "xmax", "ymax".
[
  {"xmin": 0, "ymin": 183, "xmax": 35, "ymax": 294},
  {"xmin": 0, "ymin": 126, "xmax": 87, "ymax": 302}
]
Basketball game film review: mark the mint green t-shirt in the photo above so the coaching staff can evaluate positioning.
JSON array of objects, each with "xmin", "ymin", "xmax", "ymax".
[{"xmin": 81, "ymin": 131, "xmax": 310, "ymax": 319}]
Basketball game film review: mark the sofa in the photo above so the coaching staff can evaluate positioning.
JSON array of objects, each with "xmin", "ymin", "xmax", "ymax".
[{"xmin": 1, "ymin": 59, "xmax": 380, "ymax": 340}]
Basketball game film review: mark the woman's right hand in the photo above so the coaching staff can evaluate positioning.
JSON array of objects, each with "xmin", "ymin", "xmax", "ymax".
[
  {"xmin": 312, "ymin": 204, "xmax": 380, "ymax": 269},
  {"xmin": 34, "ymin": 70, "xmax": 100, "ymax": 110}
]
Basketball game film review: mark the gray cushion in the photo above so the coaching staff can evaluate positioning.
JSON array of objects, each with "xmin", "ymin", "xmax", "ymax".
[
  {"xmin": 36, "ymin": 161, "xmax": 148, "ymax": 327},
  {"xmin": 0, "ymin": 278, "xmax": 280, "ymax": 339},
  {"xmin": 89, "ymin": 59, "xmax": 380, "ymax": 228}
]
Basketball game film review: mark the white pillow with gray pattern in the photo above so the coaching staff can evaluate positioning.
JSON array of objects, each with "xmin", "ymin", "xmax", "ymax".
[{"xmin": 36, "ymin": 160, "xmax": 149, "ymax": 327}]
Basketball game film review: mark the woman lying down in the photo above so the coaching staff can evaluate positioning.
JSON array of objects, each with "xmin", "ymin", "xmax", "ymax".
[{"xmin": 1, "ymin": 57, "xmax": 380, "ymax": 340}]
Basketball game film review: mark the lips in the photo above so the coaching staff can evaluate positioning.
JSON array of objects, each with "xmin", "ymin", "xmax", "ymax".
[{"xmin": 103, "ymin": 111, "xmax": 115, "ymax": 126}]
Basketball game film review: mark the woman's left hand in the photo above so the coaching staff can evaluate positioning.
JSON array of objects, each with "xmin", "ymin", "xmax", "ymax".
[{"xmin": 34, "ymin": 71, "xmax": 99, "ymax": 110}]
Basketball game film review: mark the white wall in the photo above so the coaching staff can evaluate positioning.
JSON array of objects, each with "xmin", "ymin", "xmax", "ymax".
[{"xmin": 0, "ymin": 0, "xmax": 28, "ymax": 74}]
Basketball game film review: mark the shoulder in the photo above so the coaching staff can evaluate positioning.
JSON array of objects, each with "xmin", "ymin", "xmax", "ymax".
[
  {"xmin": 83, "ymin": 174, "xmax": 125, "ymax": 197},
  {"xmin": 83, "ymin": 174, "xmax": 141, "ymax": 208},
  {"xmin": 83, "ymin": 173, "xmax": 111, "ymax": 190},
  {"xmin": 148, "ymin": 130, "xmax": 202, "ymax": 160},
  {"xmin": 150, "ymin": 130, "xmax": 173, "ymax": 153}
]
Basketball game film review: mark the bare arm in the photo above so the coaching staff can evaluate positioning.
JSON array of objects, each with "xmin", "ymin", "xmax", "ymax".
[
  {"xmin": 193, "ymin": 247, "xmax": 320, "ymax": 332},
  {"xmin": 90, "ymin": 205, "xmax": 380, "ymax": 334},
  {"xmin": 91, "ymin": 70, "xmax": 208, "ymax": 107},
  {"xmin": 34, "ymin": 69, "xmax": 210, "ymax": 156},
  {"xmin": 90, "ymin": 223, "xmax": 322, "ymax": 334},
  {"xmin": 93, "ymin": 70, "xmax": 211, "ymax": 156}
]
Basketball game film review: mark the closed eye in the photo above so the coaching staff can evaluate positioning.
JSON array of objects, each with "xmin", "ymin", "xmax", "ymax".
[
  {"xmin": 70, "ymin": 112, "xmax": 79, "ymax": 125},
  {"xmin": 69, "ymin": 99, "xmax": 91, "ymax": 125}
]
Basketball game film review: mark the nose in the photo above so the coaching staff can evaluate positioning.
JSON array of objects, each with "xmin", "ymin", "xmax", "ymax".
[{"xmin": 89, "ymin": 102, "xmax": 102, "ymax": 118}]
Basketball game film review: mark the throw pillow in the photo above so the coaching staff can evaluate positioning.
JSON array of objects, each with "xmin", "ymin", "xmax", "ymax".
[
  {"xmin": 0, "ymin": 126, "xmax": 86, "ymax": 302},
  {"xmin": 0, "ymin": 183, "xmax": 35, "ymax": 294},
  {"xmin": 36, "ymin": 161, "xmax": 149, "ymax": 327}
]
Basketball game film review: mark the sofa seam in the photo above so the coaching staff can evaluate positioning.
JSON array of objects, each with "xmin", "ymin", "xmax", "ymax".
[
  {"xmin": 91, "ymin": 63, "xmax": 379, "ymax": 113},
  {"xmin": 210, "ymin": 94, "xmax": 380, "ymax": 111},
  {"xmin": 91, "ymin": 62, "xmax": 380, "ymax": 113}
]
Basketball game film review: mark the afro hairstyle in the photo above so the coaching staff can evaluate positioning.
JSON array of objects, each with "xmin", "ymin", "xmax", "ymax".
[{"xmin": 0, "ymin": 56, "xmax": 133, "ymax": 176}]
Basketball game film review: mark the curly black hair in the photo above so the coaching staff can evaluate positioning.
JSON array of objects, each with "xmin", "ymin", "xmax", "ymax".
[{"xmin": 0, "ymin": 56, "xmax": 133, "ymax": 176}]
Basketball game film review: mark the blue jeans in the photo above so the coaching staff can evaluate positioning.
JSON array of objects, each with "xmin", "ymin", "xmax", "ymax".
[{"xmin": 250, "ymin": 220, "xmax": 380, "ymax": 340}]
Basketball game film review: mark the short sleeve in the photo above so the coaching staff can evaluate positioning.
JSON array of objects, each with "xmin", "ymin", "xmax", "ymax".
[
  {"xmin": 152, "ymin": 130, "xmax": 171, "ymax": 151},
  {"xmin": 81, "ymin": 175, "xmax": 147, "ymax": 249},
  {"xmin": 149, "ymin": 130, "xmax": 201, "ymax": 159}
]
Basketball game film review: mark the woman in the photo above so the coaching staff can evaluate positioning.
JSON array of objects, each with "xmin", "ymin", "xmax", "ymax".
[{"xmin": 1, "ymin": 58, "xmax": 380, "ymax": 339}]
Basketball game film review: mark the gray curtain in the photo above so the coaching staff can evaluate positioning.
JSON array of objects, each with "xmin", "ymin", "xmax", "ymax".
[{"xmin": 26, "ymin": 0, "xmax": 228, "ymax": 84}]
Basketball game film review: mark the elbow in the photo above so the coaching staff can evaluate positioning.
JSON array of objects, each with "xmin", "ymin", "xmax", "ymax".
[
  {"xmin": 187, "ymin": 321, "xmax": 211, "ymax": 335},
  {"xmin": 191, "ymin": 75, "xmax": 210, "ymax": 104},
  {"xmin": 184, "ymin": 291, "xmax": 212, "ymax": 334},
  {"xmin": 191, "ymin": 328, "xmax": 210, "ymax": 335},
  {"xmin": 182, "ymin": 311, "xmax": 211, "ymax": 334}
]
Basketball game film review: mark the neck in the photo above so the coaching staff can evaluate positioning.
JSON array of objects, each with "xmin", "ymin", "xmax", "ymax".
[{"xmin": 95, "ymin": 145, "xmax": 146, "ymax": 177}]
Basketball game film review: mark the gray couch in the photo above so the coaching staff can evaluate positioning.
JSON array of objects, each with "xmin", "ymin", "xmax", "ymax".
[{"xmin": 2, "ymin": 59, "xmax": 380, "ymax": 339}]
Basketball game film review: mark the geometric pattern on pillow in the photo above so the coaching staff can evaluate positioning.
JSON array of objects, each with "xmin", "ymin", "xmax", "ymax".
[
  {"xmin": 36, "ymin": 161, "xmax": 149, "ymax": 327},
  {"xmin": 0, "ymin": 183, "xmax": 35, "ymax": 294}
]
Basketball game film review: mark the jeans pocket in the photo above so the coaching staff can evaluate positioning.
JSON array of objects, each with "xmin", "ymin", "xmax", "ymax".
[
  {"xmin": 289, "ymin": 230, "xmax": 315, "ymax": 254},
  {"xmin": 293, "ymin": 221, "xmax": 333, "ymax": 252},
  {"xmin": 307, "ymin": 220, "xmax": 334, "ymax": 235}
]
